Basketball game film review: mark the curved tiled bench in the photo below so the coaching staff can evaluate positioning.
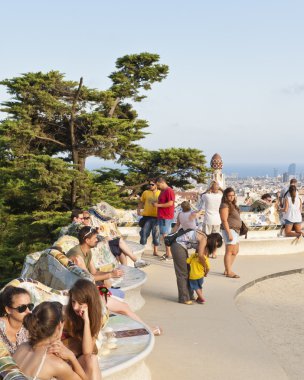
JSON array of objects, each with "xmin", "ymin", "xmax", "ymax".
[
  {"xmin": 101, "ymin": 314, "xmax": 154, "ymax": 380},
  {"xmin": 112, "ymin": 265, "xmax": 147, "ymax": 311},
  {"xmin": 21, "ymin": 249, "xmax": 147, "ymax": 311}
]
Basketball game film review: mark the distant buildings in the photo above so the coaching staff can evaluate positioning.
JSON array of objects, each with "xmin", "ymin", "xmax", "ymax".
[{"xmin": 288, "ymin": 163, "xmax": 296, "ymax": 176}]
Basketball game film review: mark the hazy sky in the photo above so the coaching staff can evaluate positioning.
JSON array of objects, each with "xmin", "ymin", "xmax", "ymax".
[{"xmin": 1, "ymin": 0, "xmax": 304, "ymax": 167}]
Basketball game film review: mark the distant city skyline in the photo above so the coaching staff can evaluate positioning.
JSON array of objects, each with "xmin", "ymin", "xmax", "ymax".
[
  {"xmin": 86, "ymin": 156, "xmax": 304, "ymax": 178},
  {"xmin": 1, "ymin": 1, "xmax": 304, "ymax": 164}
]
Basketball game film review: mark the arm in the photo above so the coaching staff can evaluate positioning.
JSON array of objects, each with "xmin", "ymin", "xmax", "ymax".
[
  {"xmin": 219, "ymin": 206, "xmax": 233, "ymax": 241},
  {"xmin": 283, "ymin": 198, "xmax": 288, "ymax": 213},
  {"xmin": 137, "ymin": 200, "xmax": 144, "ymax": 216},
  {"xmin": 153, "ymin": 200, "xmax": 174, "ymax": 208},
  {"xmin": 196, "ymin": 233, "xmax": 208, "ymax": 274},
  {"xmin": 48, "ymin": 343, "xmax": 88, "ymax": 380},
  {"xmin": 171, "ymin": 214, "xmax": 181, "ymax": 233},
  {"xmin": 81, "ymin": 308, "xmax": 95, "ymax": 355},
  {"xmin": 88, "ymin": 259, "xmax": 123, "ymax": 282}
]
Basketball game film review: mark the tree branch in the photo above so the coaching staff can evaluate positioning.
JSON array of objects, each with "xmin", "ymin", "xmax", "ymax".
[
  {"xmin": 34, "ymin": 135, "xmax": 66, "ymax": 147},
  {"xmin": 108, "ymin": 97, "xmax": 120, "ymax": 117}
]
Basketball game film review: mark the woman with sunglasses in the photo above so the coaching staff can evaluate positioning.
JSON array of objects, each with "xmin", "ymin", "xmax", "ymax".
[
  {"xmin": 13, "ymin": 301, "xmax": 87, "ymax": 380},
  {"xmin": 0, "ymin": 286, "xmax": 33, "ymax": 355}
]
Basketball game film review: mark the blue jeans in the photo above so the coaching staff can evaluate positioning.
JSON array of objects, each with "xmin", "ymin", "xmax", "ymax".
[{"xmin": 140, "ymin": 217, "xmax": 160, "ymax": 246}]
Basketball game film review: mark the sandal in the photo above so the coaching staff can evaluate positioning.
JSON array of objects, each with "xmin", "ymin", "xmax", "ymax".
[{"xmin": 226, "ymin": 273, "xmax": 240, "ymax": 278}]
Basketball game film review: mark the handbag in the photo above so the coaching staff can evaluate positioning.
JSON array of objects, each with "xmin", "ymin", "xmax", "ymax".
[
  {"xmin": 240, "ymin": 221, "xmax": 248, "ymax": 238},
  {"xmin": 164, "ymin": 228, "xmax": 193, "ymax": 246}
]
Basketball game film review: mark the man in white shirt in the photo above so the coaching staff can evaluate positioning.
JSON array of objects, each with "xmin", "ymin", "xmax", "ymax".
[{"xmin": 200, "ymin": 181, "xmax": 222, "ymax": 236}]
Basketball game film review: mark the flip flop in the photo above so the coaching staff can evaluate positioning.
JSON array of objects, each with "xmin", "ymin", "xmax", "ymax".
[{"xmin": 226, "ymin": 274, "xmax": 240, "ymax": 278}]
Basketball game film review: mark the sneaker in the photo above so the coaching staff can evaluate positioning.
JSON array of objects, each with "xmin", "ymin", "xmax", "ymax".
[
  {"xmin": 134, "ymin": 259, "xmax": 149, "ymax": 268},
  {"xmin": 183, "ymin": 300, "xmax": 193, "ymax": 305}
]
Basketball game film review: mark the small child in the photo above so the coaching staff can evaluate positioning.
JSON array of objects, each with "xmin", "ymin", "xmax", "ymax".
[{"xmin": 186, "ymin": 252, "xmax": 210, "ymax": 304}]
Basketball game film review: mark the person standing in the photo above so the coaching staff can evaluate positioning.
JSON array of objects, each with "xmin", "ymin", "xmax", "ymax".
[
  {"xmin": 171, "ymin": 231, "xmax": 222, "ymax": 304},
  {"xmin": 200, "ymin": 181, "xmax": 222, "ymax": 258},
  {"xmin": 137, "ymin": 181, "xmax": 160, "ymax": 256},
  {"xmin": 152, "ymin": 177, "xmax": 175, "ymax": 260},
  {"xmin": 220, "ymin": 187, "xmax": 242, "ymax": 279}
]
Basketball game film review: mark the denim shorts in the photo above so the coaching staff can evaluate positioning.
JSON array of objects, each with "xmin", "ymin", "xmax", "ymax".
[
  {"xmin": 285, "ymin": 219, "xmax": 302, "ymax": 226},
  {"xmin": 221, "ymin": 229, "xmax": 239, "ymax": 245},
  {"xmin": 189, "ymin": 278, "xmax": 204, "ymax": 291},
  {"xmin": 158, "ymin": 218, "xmax": 174, "ymax": 234}
]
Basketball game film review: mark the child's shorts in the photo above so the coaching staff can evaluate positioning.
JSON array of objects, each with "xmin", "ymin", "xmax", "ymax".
[{"xmin": 189, "ymin": 278, "xmax": 204, "ymax": 291}]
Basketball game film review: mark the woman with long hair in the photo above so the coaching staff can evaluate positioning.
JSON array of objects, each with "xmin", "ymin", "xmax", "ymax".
[
  {"xmin": 283, "ymin": 185, "xmax": 303, "ymax": 238},
  {"xmin": 13, "ymin": 301, "xmax": 87, "ymax": 380},
  {"xmin": 171, "ymin": 231, "xmax": 222, "ymax": 304},
  {"xmin": 64, "ymin": 279, "xmax": 103, "ymax": 380},
  {"xmin": 220, "ymin": 187, "xmax": 242, "ymax": 278},
  {"xmin": 0, "ymin": 286, "xmax": 32, "ymax": 355}
]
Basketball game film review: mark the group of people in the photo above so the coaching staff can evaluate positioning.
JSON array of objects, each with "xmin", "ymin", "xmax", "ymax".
[
  {"xmin": 138, "ymin": 179, "xmax": 244, "ymax": 304},
  {"xmin": 0, "ymin": 279, "xmax": 103, "ymax": 380},
  {"xmin": 139, "ymin": 177, "xmax": 303, "ymax": 305}
]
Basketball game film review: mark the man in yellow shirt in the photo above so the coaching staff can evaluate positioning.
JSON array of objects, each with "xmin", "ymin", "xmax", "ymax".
[{"xmin": 137, "ymin": 181, "xmax": 161, "ymax": 256}]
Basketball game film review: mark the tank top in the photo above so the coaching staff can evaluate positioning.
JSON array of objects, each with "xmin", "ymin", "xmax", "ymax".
[
  {"xmin": 178, "ymin": 211, "xmax": 197, "ymax": 230},
  {"xmin": 285, "ymin": 195, "xmax": 302, "ymax": 223}
]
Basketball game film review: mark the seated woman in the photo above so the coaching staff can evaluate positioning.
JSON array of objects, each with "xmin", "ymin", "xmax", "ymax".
[
  {"xmin": 64, "ymin": 279, "xmax": 103, "ymax": 380},
  {"xmin": 283, "ymin": 185, "xmax": 304, "ymax": 238},
  {"xmin": 0, "ymin": 286, "xmax": 32, "ymax": 355},
  {"xmin": 13, "ymin": 301, "xmax": 87, "ymax": 380}
]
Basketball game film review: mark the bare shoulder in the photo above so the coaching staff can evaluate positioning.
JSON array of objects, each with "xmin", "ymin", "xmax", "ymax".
[{"xmin": 47, "ymin": 354, "xmax": 75, "ymax": 378}]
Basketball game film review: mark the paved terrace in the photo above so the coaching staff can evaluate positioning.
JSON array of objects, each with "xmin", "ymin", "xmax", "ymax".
[{"xmin": 137, "ymin": 250, "xmax": 304, "ymax": 380}]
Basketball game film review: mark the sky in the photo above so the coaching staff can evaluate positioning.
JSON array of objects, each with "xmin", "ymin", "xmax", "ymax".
[{"xmin": 1, "ymin": 0, "xmax": 304, "ymax": 173}]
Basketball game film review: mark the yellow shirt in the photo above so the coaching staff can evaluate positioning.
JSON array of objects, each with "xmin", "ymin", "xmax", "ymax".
[
  {"xmin": 141, "ymin": 190, "xmax": 160, "ymax": 217},
  {"xmin": 186, "ymin": 254, "xmax": 210, "ymax": 280}
]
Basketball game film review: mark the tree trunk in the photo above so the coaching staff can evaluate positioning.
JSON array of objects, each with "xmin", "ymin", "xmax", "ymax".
[
  {"xmin": 70, "ymin": 77, "xmax": 83, "ymax": 207},
  {"xmin": 78, "ymin": 157, "xmax": 86, "ymax": 172}
]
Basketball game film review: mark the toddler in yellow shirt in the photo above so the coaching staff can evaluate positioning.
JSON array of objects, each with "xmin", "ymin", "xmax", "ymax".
[{"xmin": 186, "ymin": 252, "xmax": 210, "ymax": 304}]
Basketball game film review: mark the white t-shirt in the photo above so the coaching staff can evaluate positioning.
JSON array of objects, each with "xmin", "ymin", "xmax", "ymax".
[
  {"xmin": 178, "ymin": 211, "xmax": 197, "ymax": 230},
  {"xmin": 200, "ymin": 192, "xmax": 222, "ymax": 225},
  {"xmin": 284, "ymin": 195, "xmax": 302, "ymax": 223}
]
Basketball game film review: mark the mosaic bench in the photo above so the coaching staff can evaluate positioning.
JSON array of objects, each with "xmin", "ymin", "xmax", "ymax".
[{"xmin": 21, "ymin": 246, "xmax": 147, "ymax": 311}]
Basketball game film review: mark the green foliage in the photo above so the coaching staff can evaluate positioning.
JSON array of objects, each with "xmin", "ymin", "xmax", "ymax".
[
  {"xmin": 109, "ymin": 52, "xmax": 169, "ymax": 102},
  {"xmin": 0, "ymin": 71, "xmax": 148, "ymax": 163},
  {"xmin": 0, "ymin": 155, "xmax": 75, "ymax": 213},
  {"xmin": 0, "ymin": 209, "xmax": 69, "ymax": 283},
  {"xmin": 96, "ymin": 147, "xmax": 210, "ymax": 202}
]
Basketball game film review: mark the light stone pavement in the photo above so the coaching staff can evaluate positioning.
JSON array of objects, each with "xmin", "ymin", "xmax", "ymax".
[{"xmin": 137, "ymin": 250, "xmax": 304, "ymax": 380}]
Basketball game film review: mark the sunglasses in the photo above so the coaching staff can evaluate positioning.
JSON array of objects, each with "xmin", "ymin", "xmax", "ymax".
[
  {"xmin": 149, "ymin": 183, "xmax": 155, "ymax": 186},
  {"xmin": 83, "ymin": 216, "xmax": 91, "ymax": 220},
  {"xmin": 10, "ymin": 303, "xmax": 34, "ymax": 313},
  {"xmin": 84, "ymin": 226, "xmax": 97, "ymax": 237}
]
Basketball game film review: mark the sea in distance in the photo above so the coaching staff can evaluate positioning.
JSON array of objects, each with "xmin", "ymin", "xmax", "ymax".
[{"xmin": 86, "ymin": 157, "xmax": 304, "ymax": 179}]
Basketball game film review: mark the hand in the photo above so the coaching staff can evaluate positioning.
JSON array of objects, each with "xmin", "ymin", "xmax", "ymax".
[
  {"xmin": 112, "ymin": 269, "xmax": 123, "ymax": 278},
  {"xmin": 151, "ymin": 201, "xmax": 158, "ymax": 207},
  {"xmin": 79, "ymin": 305, "xmax": 90, "ymax": 322},
  {"xmin": 228, "ymin": 232, "xmax": 233, "ymax": 241},
  {"xmin": 48, "ymin": 340, "xmax": 75, "ymax": 362}
]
